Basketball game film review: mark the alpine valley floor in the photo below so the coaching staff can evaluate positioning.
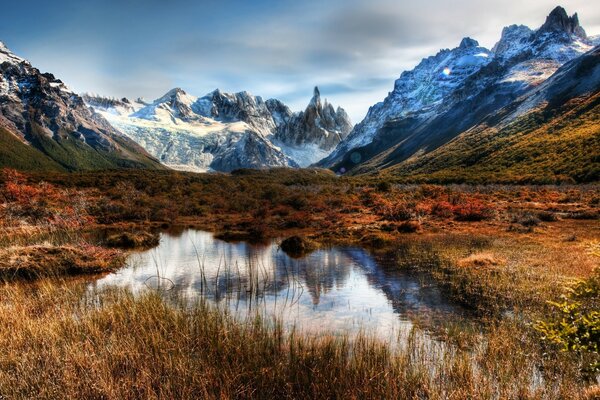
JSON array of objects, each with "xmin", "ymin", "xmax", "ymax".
[{"xmin": 0, "ymin": 168, "xmax": 598, "ymax": 399}]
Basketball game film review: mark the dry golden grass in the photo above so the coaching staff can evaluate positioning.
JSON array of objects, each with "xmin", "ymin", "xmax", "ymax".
[
  {"xmin": 457, "ymin": 252, "xmax": 505, "ymax": 268},
  {"xmin": 0, "ymin": 244, "xmax": 124, "ymax": 280},
  {"xmin": 0, "ymin": 282, "xmax": 592, "ymax": 400}
]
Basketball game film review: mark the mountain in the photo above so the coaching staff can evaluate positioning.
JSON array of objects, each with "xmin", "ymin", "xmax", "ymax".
[
  {"xmin": 0, "ymin": 41, "xmax": 163, "ymax": 172},
  {"xmin": 319, "ymin": 6, "xmax": 598, "ymax": 182},
  {"xmin": 273, "ymin": 87, "xmax": 352, "ymax": 165},
  {"xmin": 381, "ymin": 45, "xmax": 600, "ymax": 183},
  {"xmin": 85, "ymin": 86, "xmax": 351, "ymax": 171}
]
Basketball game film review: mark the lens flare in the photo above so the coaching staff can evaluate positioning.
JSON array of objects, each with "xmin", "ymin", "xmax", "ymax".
[{"xmin": 442, "ymin": 67, "xmax": 451, "ymax": 76}]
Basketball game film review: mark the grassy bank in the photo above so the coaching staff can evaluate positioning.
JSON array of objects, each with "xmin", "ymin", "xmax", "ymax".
[
  {"xmin": 0, "ymin": 244, "xmax": 124, "ymax": 280},
  {"xmin": 0, "ymin": 282, "xmax": 595, "ymax": 399}
]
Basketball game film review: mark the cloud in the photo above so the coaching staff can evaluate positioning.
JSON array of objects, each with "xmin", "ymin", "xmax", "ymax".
[{"xmin": 1, "ymin": 0, "xmax": 598, "ymax": 122}]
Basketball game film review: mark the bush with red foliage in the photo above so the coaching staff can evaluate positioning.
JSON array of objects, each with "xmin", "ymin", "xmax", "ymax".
[
  {"xmin": 0, "ymin": 169, "xmax": 93, "ymax": 229},
  {"xmin": 453, "ymin": 199, "xmax": 495, "ymax": 222}
]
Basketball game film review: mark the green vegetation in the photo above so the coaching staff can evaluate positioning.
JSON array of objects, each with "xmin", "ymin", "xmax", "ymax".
[
  {"xmin": 0, "ymin": 122, "xmax": 163, "ymax": 173},
  {"xmin": 537, "ymin": 266, "xmax": 600, "ymax": 375},
  {"xmin": 30, "ymin": 124, "xmax": 164, "ymax": 171},
  {"xmin": 0, "ymin": 127, "xmax": 65, "ymax": 172},
  {"xmin": 387, "ymin": 93, "xmax": 600, "ymax": 184}
]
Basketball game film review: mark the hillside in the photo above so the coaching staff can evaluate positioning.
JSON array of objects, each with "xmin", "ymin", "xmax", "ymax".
[
  {"xmin": 385, "ymin": 92, "xmax": 599, "ymax": 183},
  {"xmin": 0, "ymin": 41, "xmax": 164, "ymax": 172},
  {"xmin": 0, "ymin": 126, "xmax": 64, "ymax": 171},
  {"xmin": 321, "ymin": 7, "xmax": 599, "ymax": 183}
]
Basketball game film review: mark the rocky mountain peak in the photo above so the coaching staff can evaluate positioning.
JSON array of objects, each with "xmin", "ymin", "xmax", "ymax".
[
  {"xmin": 539, "ymin": 6, "xmax": 586, "ymax": 38},
  {"xmin": 274, "ymin": 87, "xmax": 352, "ymax": 159},
  {"xmin": 492, "ymin": 25, "xmax": 533, "ymax": 56},
  {"xmin": 155, "ymin": 87, "xmax": 190, "ymax": 104},
  {"xmin": 309, "ymin": 86, "xmax": 322, "ymax": 108},
  {"xmin": 459, "ymin": 37, "xmax": 479, "ymax": 49},
  {"xmin": 0, "ymin": 41, "xmax": 25, "ymax": 65}
]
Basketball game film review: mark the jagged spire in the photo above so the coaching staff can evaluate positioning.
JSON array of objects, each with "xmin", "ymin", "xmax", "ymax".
[
  {"xmin": 540, "ymin": 6, "xmax": 587, "ymax": 38},
  {"xmin": 309, "ymin": 86, "xmax": 322, "ymax": 109}
]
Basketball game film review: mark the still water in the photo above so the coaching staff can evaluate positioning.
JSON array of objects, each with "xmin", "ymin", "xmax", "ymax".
[{"xmin": 90, "ymin": 229, "xmax": 472, "ymax": 343}]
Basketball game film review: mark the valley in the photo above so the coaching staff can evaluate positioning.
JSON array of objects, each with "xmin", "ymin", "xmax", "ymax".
[{"xmin": 0, "ymin": 3, "xmax": 598, "ymax": 399}]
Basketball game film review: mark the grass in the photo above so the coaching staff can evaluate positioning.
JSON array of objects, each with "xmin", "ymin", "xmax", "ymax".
[
  {"xmin": 0, "ymin": 244, "xmax": 125, "ymax": 280},
  {"xmin": 0, "ymin": 169, "xmax": 598, "ymax": 397},
  {"xmin": 0, "ymin": 282, "xmax": 594, "ymax": 399},
  {"xmin": 105, "ymin": 231, "xmax": 160, "ymax": 249}
]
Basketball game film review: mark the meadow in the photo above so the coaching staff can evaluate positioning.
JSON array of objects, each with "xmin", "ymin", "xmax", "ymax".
[{"xmin": 0, "ymin": 168, "xmax": 598, "ymax": 399}]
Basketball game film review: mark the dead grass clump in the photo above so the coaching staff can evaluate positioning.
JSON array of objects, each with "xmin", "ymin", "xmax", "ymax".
[
  {"xmin": 458, "ymin": 253, "xmax": 505, "ymax": 269},
  {"xmin": 0, "ymin": 244, "xmax": 124, "ymax": 280},
  {"xmin": 105, "ymin": 231, "xmax": 160, "ymax": 249}
]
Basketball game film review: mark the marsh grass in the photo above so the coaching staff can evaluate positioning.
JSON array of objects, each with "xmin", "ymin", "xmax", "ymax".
[{"xmin": 0, "ymin": 282, "xmax": 591, "ymax": 399}]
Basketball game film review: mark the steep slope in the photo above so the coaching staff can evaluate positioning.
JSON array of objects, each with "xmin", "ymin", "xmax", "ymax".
[
  {"xmin": 321, "ymin": 6, "xmax": 596, "ymax": 176},
  {"xmin": 320, "ymin": 37, "xmax": 493, "ymax": 167},
  {"xmin": 87, "ymin": 87, "xmax": 351, "ymax": 171},
  {"xmin": 0, "ymin": 126, "xmax": 65, "ymax": 171},
  {"xmin": 385, "ymin": 46, "xmax": 600, "ymax": 183},
  {"xmin": 0, "ymin": 41, "xmax": 163, "ymax": 171}
]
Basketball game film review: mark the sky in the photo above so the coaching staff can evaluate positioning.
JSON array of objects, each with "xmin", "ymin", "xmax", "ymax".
[{"xmin": 1, "ymin": 0, "xmax": 598, "ymax": 122}]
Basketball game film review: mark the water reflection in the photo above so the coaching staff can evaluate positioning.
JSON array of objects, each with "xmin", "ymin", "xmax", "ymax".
[{"xmin": 91, "ymin": 230, "xmax": 470, "ymax": 342}]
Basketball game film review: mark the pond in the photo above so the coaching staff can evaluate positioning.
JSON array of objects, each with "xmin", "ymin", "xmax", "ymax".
[{"xmin": 90, "ymin": 229, "xmax": 474, "ymax": 344}]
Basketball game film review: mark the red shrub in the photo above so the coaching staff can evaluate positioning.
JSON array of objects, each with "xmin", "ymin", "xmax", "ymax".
[{"xmin": 453, "ymin": 200, "xmax": 495, "ymax": 222}]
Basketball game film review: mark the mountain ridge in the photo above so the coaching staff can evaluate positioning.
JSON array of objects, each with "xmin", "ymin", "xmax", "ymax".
[
  {"xmin": 0, "ymin": 41, "xmax": 164, "ymax": 171},
  {"xmin": 85, "ymin": 85, "xmax": 352, "ymax": 171},
  {"xmin": 318, "ymin": 6, "xmax": 598, "ymax": 183}
]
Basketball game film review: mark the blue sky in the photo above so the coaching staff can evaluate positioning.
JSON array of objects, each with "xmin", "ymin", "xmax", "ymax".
[{"xmin": 1, "ymin": 0, "xmax": 598, "ymax": 122}]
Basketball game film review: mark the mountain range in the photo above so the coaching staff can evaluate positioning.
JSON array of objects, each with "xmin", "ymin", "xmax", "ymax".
[
  {"xmin": 0, "ymin": 6, "xmax": 598, "ymax": 182},
  {"xmin": 319, "ymin": 6, "xmax": 599, "ymax": 183},
  {"xmin": 83, "ymin": 86, "xmax": 351, "ymax": 172}
]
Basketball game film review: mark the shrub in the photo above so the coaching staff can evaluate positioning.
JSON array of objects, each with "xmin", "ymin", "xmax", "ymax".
[
  {"xmin": 511, "ymin": 212, "xmax": 541, "ymax": 227},
  {"xmin": 397, "ymin": 221, "xmax": 420, "ymax": 233},
  {"xmin": 375, "ymin": 180, "xmax": 392, "ymax": 193},
  {"xmin": 430, "ymin": 201, "xmax": 454, "ymax": 218},
  {"xmin": 453, "ymin": 200, "xmax": 494, "ymax": 222},
  {"xmin": 536, "ymin": 269, "xmax": 600, "ymax": 375},
  {"xmin": 537, "ymin": 210, "xmax": 559, "ymax": 222}
]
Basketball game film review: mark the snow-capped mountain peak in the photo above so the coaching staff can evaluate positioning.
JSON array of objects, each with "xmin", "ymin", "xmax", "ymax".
[
  {"xmin": 459, "ymin": 37, "xmax": 479, "ymax": 49},
  {"xmin": 309, "ymin": 86, "xmax": 322, "ymax": 108},
  {"xmin": 132, "ymin": 88, "xmax": 199, "ymax": 123},
  {"xmin": 85, "ymin": 86, "xmax": 352, "ymax": 171},
  {"xmin": 321, "ymin": 36, "xmax": 493, "ymax": 163},
  {"xmin": 320, "ymin": 6, "xmax": 597, "ymax": 171},
  {"xmin": 0, "ymin": 41, "xmax": 25, "ymax": 65},
  {"xmin": 491, "ymin": 25, "xmax": 533, "ymax": 58}
]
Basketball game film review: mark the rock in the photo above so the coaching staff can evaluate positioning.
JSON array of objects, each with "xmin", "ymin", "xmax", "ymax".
[
  {"xmin": 280, "ymin": 236, "xmax": 315, "ymax": 257},
  {"xmin": 274, "ymin": 86, "xmax": 352, "ymax": 152}
]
